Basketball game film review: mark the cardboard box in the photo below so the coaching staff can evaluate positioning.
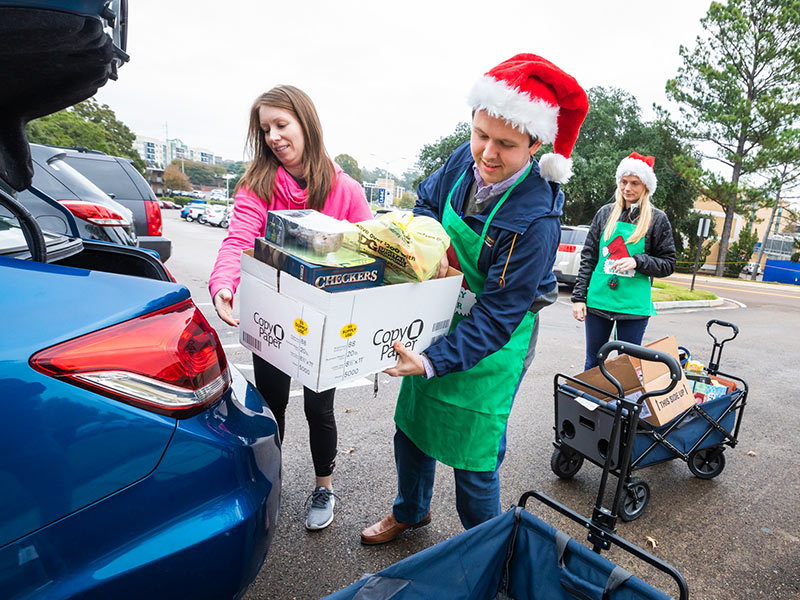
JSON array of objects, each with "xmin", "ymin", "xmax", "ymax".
[
  {"xmin": 238, "ymin": 250, "xmax": 464, "ymax": 392},
  {"xmin": 572, "ymin": 336, "xmax": 694, "ymax": 426},
  {"xmin": 254, "ymin": 237, "xmax": 385, "ymax": 293}
]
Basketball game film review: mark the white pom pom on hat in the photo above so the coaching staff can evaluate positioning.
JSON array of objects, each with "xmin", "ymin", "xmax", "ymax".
[
  {"xmin": 616, "ymin": 152, "xmax": 657, "ymax": 195},
  {"xmin": 468, "ymin": 53, "xmax": 589, "ymax": 184}
]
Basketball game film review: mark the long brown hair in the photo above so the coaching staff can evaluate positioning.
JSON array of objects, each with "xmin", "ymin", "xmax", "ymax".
[{"xmin": 237, "ymin": 85, "xmax": 335, "ymax": 210}]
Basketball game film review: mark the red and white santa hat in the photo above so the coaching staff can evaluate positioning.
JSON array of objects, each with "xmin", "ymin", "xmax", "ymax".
[
  {"xmin": 616, "ymin": 152, "xmax": 657, "ymax": 195},
  {"xmin": 467, "ymin": 53, "xmax": 589, "ymax": 184}
]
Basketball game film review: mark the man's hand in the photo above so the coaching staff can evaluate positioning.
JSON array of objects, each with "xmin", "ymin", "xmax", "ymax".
[
  {"xmin": 572, "ymin": 302, "xmax": 587, "ymax": 322},
  {"xmin": 383, "ymin": 341, "xmax": 425, "ymax": 377},
  {"xmin": 213, "ymin": 289, "xmax": 240, "ymax": 326},
  {"xmin": 433, "ymin": 253, "xmax": 449, "ymax": 279}
]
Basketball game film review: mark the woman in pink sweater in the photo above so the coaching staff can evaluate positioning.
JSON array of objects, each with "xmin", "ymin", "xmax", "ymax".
[{"xmin": 209, "ymin": 85, "xmax": 372, "ymax": 531}]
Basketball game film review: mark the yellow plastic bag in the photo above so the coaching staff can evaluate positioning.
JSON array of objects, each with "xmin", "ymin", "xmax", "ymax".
[{"xmin": 351, "ymin": 210, "xmax": 450, "ymax": 284}]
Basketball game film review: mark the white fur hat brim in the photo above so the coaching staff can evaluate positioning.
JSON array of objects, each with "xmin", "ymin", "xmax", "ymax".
[
  {"xmin": 616, "ymin": 157, "xmax": 657, "ymax": 195},
  {"xmin": 468, "ymin": 75, "xmax": 559, "ymax": 143}
]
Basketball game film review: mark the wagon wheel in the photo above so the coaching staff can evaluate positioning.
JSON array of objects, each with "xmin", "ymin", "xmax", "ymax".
[
  {"xmin": 618, "ymin": 477, "xmax": 650, "ymax": 522},
  {"xmin": 688, "ymin": 447, "xmax": 726, "ymax": 479},
  {"xmin": 550, "ymin": 448, "xmax": 584, "ymax": 479}
]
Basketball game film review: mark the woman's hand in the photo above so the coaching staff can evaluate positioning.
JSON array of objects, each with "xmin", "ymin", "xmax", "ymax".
[
  {"xmin": 572, "ymin": 302, "xmax": 587, "ymax": 322},
  {"xmin": 433, "ymin": 254, "xmax": 449, "ymax": 279},
  {"xmin": 612, "ymin": 256, "xmax": 637, "ymax": 274},
  {"xmin": 213, "ymin": 289, "xmax": 239, "ymax": 326},
  {"xmin": 383, "ymin": 341, "xmax": 425, "ymax": 377}
]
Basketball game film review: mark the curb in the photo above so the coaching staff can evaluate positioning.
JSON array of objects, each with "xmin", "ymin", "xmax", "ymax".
[{"xmin": 655, "ymin": 298, "xmax": 740, "ymax": 311}]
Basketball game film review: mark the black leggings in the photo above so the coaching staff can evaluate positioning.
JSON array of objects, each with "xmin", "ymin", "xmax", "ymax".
[{"xmin": 252, "ymin": 354, "xmax": 337, "ymax": 477}]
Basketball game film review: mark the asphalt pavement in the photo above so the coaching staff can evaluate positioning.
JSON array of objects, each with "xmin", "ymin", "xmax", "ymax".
[{"xmin": 163, "ymin": 211, "xmax": 800, "ymax": 600}]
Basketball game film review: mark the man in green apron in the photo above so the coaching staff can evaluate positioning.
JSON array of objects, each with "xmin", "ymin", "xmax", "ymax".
[{"xmin": 361, "ymin": 54, "xmax": 589, "ymax": 545}]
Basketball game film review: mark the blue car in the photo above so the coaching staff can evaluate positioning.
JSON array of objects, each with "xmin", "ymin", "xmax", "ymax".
[{"xmin": 0, "ymin": 2, "xmax": 281, "ymax": 599}]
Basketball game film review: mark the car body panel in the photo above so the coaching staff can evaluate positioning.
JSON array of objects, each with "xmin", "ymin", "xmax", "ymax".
[{"xmin": 0, "ymin": 367, "xmax": 280, "ymax": 600}]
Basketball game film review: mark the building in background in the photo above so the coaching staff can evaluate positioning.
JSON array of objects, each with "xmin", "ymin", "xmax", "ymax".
[
  {"xmin": 135, "ymin": 135, "xmax": 220, "ymax": 169},
  {"xmin": 693, "ymin": 198, "xmax": 797, "ymax": 270},
  {"xmin": 134, "ymin": 136, "xmax": 168, "ymax": 169},
  {"xmin": 145, "ymin": 167, "xmax": 165, "ymax": 196}
]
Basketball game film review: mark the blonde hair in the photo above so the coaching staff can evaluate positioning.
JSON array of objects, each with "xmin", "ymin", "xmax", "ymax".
[
  {"xmin": 237, "ymin": 85, "xmax": 335, "ymax": 211},
  {"xmin": 602, "ymin": 185, "xmax": 654, "ymax": 244}
]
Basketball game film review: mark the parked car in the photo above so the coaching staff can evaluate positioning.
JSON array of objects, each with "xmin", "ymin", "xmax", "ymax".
[
  {"xmin": 182, "ymin": 203, "xmax": 208, "ymax": 222},
  {"xmin": 553, "ymin": 225, "xmax": 590, "ymax": 287},
  {"xmin": 210, "ymin": 189, "xmax": 227, "ymax": 201},
  {"xmin": 0, "ymin": 2, "xmax": 281, "ymax": 599},
  {"xmin": 160, "ymin": 199, "xmax": 180, "ymax": 209},
  {"xmin": 205, "ymin": 204, "xmax": 233, "ymax": 227},
  {"xmin": 12, "ymin": 144, "xmax": 137, "ymax": 247},
  {"xmin": 742, "ymin": 262, "xmax": 762, "ymax": 276},
  {"xmin": 56, "ymin": 146, "xmax": 172, "ymax": 262}
]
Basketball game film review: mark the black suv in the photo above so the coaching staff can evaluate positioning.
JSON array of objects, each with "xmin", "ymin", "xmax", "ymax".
[
  {"xmin": 56, "ymin": 147, "xmax": 172, "ymax": 261},
  {"xmin": 12, "ymin": 143, "xmax": 137, "ymax": 246}
]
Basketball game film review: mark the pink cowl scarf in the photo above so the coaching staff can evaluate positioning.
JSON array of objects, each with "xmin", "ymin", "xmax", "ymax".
[{"xmin": 208, "ymin": 163, "xmax": 372, "ymax": 302}]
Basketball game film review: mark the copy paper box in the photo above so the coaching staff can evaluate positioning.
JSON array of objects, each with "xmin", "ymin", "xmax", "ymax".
[
  {"xmin": 572, "ymin": 336, "xmax": 694, "ymax": 426},
  {"xmin": 238, "ymin": 250, "xmax": 463, "ymax": 392}
]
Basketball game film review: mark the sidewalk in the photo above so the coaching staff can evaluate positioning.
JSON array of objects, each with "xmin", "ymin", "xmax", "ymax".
[{"xmin": 666, "ymin": 272, "xmax": 800, "ymax": 294}]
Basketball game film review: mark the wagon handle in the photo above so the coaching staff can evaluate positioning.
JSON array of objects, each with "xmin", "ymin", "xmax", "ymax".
[
  {"xmin": 706, "ymin": 320, "xmax": 739, "ymax": 374},
  {"xmin": 596, "ymin": 341, "xmax": 682, "ymax": 403},
  {"xmin": 516, "ymin": 491, "xmax": 689, "ymax": 600}
]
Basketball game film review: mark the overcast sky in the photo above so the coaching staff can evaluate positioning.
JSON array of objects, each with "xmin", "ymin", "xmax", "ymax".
[{"xmin": 96, "ymin": 0, "xmax": 714, "ymax": 176}]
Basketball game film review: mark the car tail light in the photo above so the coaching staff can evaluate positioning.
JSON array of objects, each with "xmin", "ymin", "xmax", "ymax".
[
  {"xmin": 144, "ymin": 199, "xmax": 163, "ymax": 236},
  {"xmin": 30, "ymin": 300, "xmax": 230, "ymax": 418},
  {"xmin": 61, "ymin": 200, "xmax": 130, "ymax": 227},
  {"xmin": 558, "ymin": 243, "xmax": 577, "ymax": 253}
]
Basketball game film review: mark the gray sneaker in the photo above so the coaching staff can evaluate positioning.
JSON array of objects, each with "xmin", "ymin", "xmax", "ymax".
[{"xmin": 305, "ymin": 486, "xmax": 338, "ymax": 530}]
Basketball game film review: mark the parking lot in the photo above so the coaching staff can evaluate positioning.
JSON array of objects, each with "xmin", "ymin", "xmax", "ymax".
[{"xmin": 163, "ymin": 210, "xmax": 800, "ymax": 600}]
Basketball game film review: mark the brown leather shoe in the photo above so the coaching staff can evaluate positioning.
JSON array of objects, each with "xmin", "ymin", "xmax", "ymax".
[{"xmin": 360, "ymin": 512, "xmax": 431, "ymax": 545}]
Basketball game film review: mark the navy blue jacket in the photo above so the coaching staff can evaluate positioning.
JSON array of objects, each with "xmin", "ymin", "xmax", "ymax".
[{"xmin": 414, "ymin": 142, "xmax": 562, "ymax": 377}]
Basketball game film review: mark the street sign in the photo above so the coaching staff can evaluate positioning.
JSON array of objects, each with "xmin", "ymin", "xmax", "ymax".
[
  {"xmin": 697, "ymin": 217, "xmax": 711, "ymax": 238},
  {"xmin": 378, "ymin": 188, "xmax": 386, "ymax": 206}
]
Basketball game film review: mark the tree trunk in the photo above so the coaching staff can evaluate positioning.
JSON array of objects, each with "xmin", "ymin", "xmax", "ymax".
[
  {"xmin": 751, "ymin": 184, "xmax": 782, "ymax": 281},
  {"xmin": 716, "ymin": 133, "xmax": 747, "ymax": 277}
]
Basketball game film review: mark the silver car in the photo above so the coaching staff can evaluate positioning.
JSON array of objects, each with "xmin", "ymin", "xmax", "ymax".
[{"xmin": 553, "ymin": 225, "xmax": 589, "ymax": 287}]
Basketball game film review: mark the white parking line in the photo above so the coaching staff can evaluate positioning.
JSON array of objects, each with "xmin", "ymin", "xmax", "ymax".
[
  {"xmin": 195, "ymin": 302, "xmax": 213, "ymax": 307},
  {"xmin": 222, "ymin": 343, "xmax": 244, "ymax": 349},
  {"xmin": 233, "ymin": 363, "xmax": 254, "ymax": 370}
]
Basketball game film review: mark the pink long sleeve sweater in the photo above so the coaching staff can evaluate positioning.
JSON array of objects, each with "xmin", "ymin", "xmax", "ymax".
[{"xmin": 208, "ymin": 164, "xmax": 372, "ymax": 302}]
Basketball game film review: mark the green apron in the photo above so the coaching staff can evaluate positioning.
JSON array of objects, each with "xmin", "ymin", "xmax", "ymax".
[
  {"xmin": 586, "ymin": 220, "xmax": 656, "ymax": 317},
  {"xmin": 394, "ymin": 165, "xmax": 537, "ymax": 472}
]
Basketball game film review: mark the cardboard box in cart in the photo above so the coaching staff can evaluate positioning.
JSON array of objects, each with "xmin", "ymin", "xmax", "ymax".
[
  {"xmin": 238, "ymin": 250, "xmax": 464, "ymax": 392},
  {"xmin": 573, "ymin": 336, "xmax": 694, "ymax": 426}
]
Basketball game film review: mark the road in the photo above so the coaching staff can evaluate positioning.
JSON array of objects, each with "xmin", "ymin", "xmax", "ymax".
[{"xmin": 162, "ymin": 210, "xmax": 800, "ymax": 600}]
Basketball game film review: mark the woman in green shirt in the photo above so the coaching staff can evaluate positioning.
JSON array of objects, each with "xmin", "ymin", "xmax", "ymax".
[{"xmin": 571, "ymin": 153, "xmax": 676, "ymax": 369}]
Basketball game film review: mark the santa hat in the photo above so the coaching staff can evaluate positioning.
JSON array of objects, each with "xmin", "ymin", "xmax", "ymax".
[
  {"xmin": 467, "ymin": 53, "xmax": 589, "ymax": 184},
  {"xmin": 616, "ymin": 152, "xmax": 657, "ymax": 195}
]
